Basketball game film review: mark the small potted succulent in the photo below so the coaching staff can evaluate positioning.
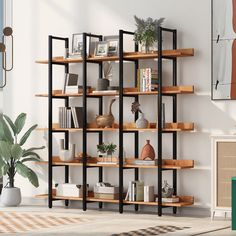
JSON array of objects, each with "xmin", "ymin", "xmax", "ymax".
[
  {"xmin": 134, "ymin": 15, "xmax": 165, "ymax": 53},
  {"xmin": 0, "ymin": 113, "xmax": 45, "ymax": 206}
]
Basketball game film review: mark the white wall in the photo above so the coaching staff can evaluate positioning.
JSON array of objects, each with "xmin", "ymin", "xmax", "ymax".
[{"xmin": 2, "ymin": 0, "xmax": 234, "ymax": 215}]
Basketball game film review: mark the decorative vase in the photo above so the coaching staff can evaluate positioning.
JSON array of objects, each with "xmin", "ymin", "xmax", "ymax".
[
  {"xmin": 162, "ymin": 180, "xmax": 174, "ymax": 198},
  {"xmin": 140, "ymin": 140, "xmax": 155, "ymax": 160},
  {"xmin": 141, "ymin": 41, "xmax": 154, "ymax": 53},
  {"xmin": 136, "ymin": 113, "xmax": 148, "ymax": 128},
  {"xmin": 59, "ymin": 144, "xmax": 75, "ymax": 162},
  {"xmin": 1, "ymin": 187, "xmax": 21, "ymax": 206},
  {"xmin": 97, "ymin": 78, "xmax": 110, "ymax": 91}
]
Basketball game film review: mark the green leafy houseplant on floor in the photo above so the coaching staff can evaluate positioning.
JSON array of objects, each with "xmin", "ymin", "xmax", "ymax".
[{"xmin": 0, "ymin": 113, "xmax": 45, "ymax": 206}]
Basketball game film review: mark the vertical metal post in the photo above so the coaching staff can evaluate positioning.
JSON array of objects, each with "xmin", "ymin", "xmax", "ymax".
[
  {"xmin": 98, "ymin": 35, "xmax": 103, "ymax": 209},
  {"xmin": 134, "ymin": 43, "xmax": 139, "ymax": 212},
  {"xmin": 172, "ymin": 30, "xmax": 177, "ymax": 214},
  {"xmin": 64, "ymin": 38, "xmax": 70, "ymax": 207},
  {"xmin": 82, "ymin": 33, "xmax": 87, "ymax": 211},
  {"xmin": 48, "ymin": 36, "xmax": 53, "ymax": 209},
  {"xmin": 119, "ymin": 30, "xmax": 124, "ymax": 214},
  {"xmin": 157, "ymin": 27, "xmax": 163, "ymax": 216}
]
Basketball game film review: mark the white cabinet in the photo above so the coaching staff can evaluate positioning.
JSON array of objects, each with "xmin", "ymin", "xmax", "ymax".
[{"xmin": 211, "ymin": 135, "xmax": 236, "ymax": 218}]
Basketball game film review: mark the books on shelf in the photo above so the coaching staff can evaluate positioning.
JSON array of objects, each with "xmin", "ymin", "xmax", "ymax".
[
  {"xmin": 58, "ymin": 107, "xmax": 83, "ymax": 128},
  {"xmin": 137, "ymin": 68, "xmax": 158, "ymax": 92},
  {"xmin": 92, "ymin": 90, "xmax": 118, "ymax": 94},
  {"xmin": 94, "ymin": 193, "xmax": 119, "ymax": 200},
  {"xmin": 155, "ymin": 196, "xmax": 180, "ymax": 203},
  {"xmin": 133, "ymin": 159, "xmax": 157, "ymax": 166},
  {"xmin": 94, "ymin": 182, "xmax": 119, "ymax": 200},
  {"xmin": 125, "ymin": 181, "xmax": 144, "ymax": 201}
]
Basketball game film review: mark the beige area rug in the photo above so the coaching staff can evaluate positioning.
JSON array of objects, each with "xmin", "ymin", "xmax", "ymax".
[{"xmin": 0, "ymin": 207, "xmax": 231, "ymax": 236}]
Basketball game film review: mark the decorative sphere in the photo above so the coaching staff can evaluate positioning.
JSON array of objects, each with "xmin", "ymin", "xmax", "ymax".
[{"xmin": 3, "ymin": 27, "xmax": 13, "ymax": 36}]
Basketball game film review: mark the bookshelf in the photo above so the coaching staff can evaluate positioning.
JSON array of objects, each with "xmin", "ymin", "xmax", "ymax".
[{"xmin": 35, "ymin": 27, "xmax": 195, "ymax": 216}]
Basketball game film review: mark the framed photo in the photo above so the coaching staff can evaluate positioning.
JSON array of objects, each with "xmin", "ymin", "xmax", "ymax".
[
  {"xmin": 94, "ymin": 41, "xmax": 108, "ymax": 57},
  {"xmin": 72, "ymin": 33, "xmax": 90, "ymax": 56},
  {"xmin": 104, "ymin": 35, "xmax": 119, "ymax": 56},
  {"xmin": 63, "ymin": 73, "xmax": 79, "ymax": 94}
]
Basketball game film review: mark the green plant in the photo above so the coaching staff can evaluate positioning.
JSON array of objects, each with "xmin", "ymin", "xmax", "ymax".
[
  {"xmin": 0, "ymin": 113, "xmax": 45, "ymax": 188},
  {"xmin": 97, "ymin": 142, "xmax": 117, "ymax": 155},
  {"xmin": 97, "ymin": 143, "xmax": 107, "ymax": 154},
  {"xmin": 134, "ymin": 15, "xmax": 165, "ymax": 47},
  {"xmin": 106, "ymin": 143, "xmax": 117, "ymax": 155}
]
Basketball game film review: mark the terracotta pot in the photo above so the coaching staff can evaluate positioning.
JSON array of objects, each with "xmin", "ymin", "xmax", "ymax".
[{"xmin": 140, "ymin": 140, "xmax": 155, "ymax": 160}]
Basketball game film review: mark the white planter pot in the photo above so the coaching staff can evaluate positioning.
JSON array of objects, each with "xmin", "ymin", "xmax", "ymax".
[{"xmin": 1, "ymin": 187, "xmax": 21, "ymax": 206}]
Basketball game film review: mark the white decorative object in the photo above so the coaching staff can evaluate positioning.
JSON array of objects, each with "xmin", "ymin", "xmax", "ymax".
[
  {"xmin": 136, "ymin": 113, "xmax": 148, "ymax": 129},
  {"xmin": 59, "ymin": 142, "xmax": 75, "ymax": 162},
  {"xmin": 55, "ymin": 183, "xmax": 88, "ymax": 197},
  {"xmin": 1, "ymin": 187, "xmax": 21, "ymax": 206},
  {"xmin": 211, "ymin": 135, "xmax": 236, "ymax": 219},
  {"xmin": 94, "ymin": 183, "xmax": 119, "ymax": 194}
]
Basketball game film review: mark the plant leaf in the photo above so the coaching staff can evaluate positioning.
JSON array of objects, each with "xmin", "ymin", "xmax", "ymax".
[
  {"xmin": 0, "ymin": 141, "xmax": 12, "ymax": 161},
  {"xmin": 22, "ymin": 146, "xmax": 45, "ymax": 156},
  {"xmin": 0, "ymin": 159, "xmax": 6, "ymax": 177},
  {"xmin": 15, "ymin": 162, "xmax": 29, "ymax": 178},
  {"xmin": 2, "ymin": 164, "xmax": 9, "ymax": 176},
  {"xmin": 27, "ymin": 168, "xmax": 39, "ymax": 187},
  {"xmin": 14, "ymin": 113, "xmax": 26, "ymax": 134},
  {"xmin": 19, "ymin": 124, "xmax": 37, "ymax": 146},
  {"xmin": 11, "ymin": 144, "xmax": 23, "ymax": 160},
  {"xmin": 21, "ymin": 157, "xmax": 41, "ymax": 163},
  {"xmin": 3, "ymin": 115, "xmax": 17, "ymax": 135},
  {"xmin": 0, "ymin": 115, "xmax": 14, "ymax": 144}
]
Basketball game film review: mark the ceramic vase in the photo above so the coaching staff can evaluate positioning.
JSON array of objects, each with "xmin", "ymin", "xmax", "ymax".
[
  {"xmin": 1, "ymin": 187, "xmax": 21, "ymax": 206},
  {"xmin": 97, "ymin": 78, "xmax": 110, "ymax": 91},
  {"xmin": 136, "ymin": 113, "xmax": 148, "ymax": 128},
  {"xmin": 140, "ymin": 140, "xmax": 155, "ymax": 160},
  {"xmin": 59, "ymin": 143, "xmax": 75, "ymax": 162}
]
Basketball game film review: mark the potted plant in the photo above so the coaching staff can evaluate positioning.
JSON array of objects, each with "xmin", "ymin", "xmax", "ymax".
[
  {"xmin": 0, "ymin": 113, "xmax": 45, "ymax": 206},
  {"xmin": 106, "ymin": 143, "xmax": 117, "ymax": 162},
  {"xmin": 133, "ymin": 15, "xmax": 165, "ymax": 53}
]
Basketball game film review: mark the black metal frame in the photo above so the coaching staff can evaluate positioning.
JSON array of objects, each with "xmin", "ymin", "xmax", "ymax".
[{"xmin": 47, "ymin": 26, "xmax": 178, "ymax": 217}]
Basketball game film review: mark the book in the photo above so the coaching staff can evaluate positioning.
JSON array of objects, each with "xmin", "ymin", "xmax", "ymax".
[
  {"xmin": 137, "ymin": 68, "xmax": 158, "ymax": 92},
  {"xmin": 155, "ymin": 197, "xmax": 180, "ymax": 203},
  {"xmin": 128, "ymin": 181, "xmax": 144, "ymax": 201},
  {"xmin": 92, "ymin": 90, "xmax": 118, "ymax": 94},
  {"xmin": 144, "ymin": 186, "xmax": 154, "ymax": 202},
  {"xmin": 94, "ymin": 193, "xmax": 119, "ymax": 200},
  {"xmin": 133, "ymin": 159, "xmax": 157, "ymax": 166}
]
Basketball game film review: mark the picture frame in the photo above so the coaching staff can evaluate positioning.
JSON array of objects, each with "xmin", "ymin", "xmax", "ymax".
[
  {"xmin": 104, "ymin": 35, "xmax": 119, "ymax": 56},
  {"xmin": 94, "ymin": 41, "xmax": 109, "ymax": 57},
  {"xmin": 63, "ymin": 73, "xmax": 79, "ymax": 94},
  {"xmin": 72, "ymin": 33, "xmax": 90, "ymax": 56}
]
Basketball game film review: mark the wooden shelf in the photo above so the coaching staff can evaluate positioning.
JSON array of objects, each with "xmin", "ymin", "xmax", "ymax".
[
  {"xmin": 36, "ymin": 157, "xmax": 194, "ymax": 169},
  {"xmin": 35, "ymin": 86, "xmax": 194, "ymax": 97},
  {"xmin": 35, "ymin": 194, "xmax": 193, "ymax": 207},
  {"xmin": 36, "ymin": 122, "xmax": 194, "ymax": 132},
  {"xmin": 35, "ymin": 49, "xmax": 194, "ymax": 64}
]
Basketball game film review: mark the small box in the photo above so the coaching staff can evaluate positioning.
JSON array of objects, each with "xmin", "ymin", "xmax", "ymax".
[
  {"xmin": 55, "ymin": 183, "xmax": 88, "ymax": 197},
  {"xmin": 94, "ymin": 185, "xmax": 119, "ymax": 194}
]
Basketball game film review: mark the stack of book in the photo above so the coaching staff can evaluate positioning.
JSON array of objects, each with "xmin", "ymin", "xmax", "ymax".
[
  {"xmin": 133, "ymin": 159, "xmax": 157, "ymax": 166},
  {"xmin": 156, "ymin": 196, "xmax": 180, "ymax": 203},
  {"xmin": 125, "ymin": 181, "xmax": 144, "ymax": 201},
  {"xmin": 58, "ymin": 107, "xmax": 83, "ymax": 128},
  {"xmin": 137, "ymin": 68, "xmax": 158, "ymax": 92}
]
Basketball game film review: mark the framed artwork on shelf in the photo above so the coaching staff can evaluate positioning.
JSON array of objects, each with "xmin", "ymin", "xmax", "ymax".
[
  {"xmin": 71, "ymin": 33, "xmax": 90, "ymax": 57},
  {"xmin": 94, "ymin": 41, "xmax": 109, "ymax": 57},
  {"xmin": 104, "ymin": 35, "xmax": 119, "ymax": 56},
  {"xmin": 212, "ymin": 0, "xmax": 236, "ymax": 100}
]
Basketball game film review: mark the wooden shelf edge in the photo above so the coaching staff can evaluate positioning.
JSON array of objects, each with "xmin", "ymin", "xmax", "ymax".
[
  {"xmin": 35, "ymin": 86, "xmax": 194, "ymax": 97},
  {"xmin": 35, "ymin": 48, "xmax": 194, "ymax": 64},
  {"xmin": 35, "ymin": 194, "xmax": 194, "ymax": 207}
]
